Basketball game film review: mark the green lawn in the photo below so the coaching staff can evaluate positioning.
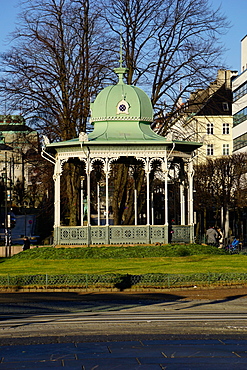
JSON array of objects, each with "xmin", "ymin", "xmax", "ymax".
[{"xmin": 0, "ymin": 251, "xmax": 247, "ymax": 275}]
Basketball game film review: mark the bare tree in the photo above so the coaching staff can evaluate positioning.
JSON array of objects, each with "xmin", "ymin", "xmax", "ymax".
[
  {"xmin": 101, "ymin": 0, "xmax": 229, "ymax": 134},
  {"xmin": 0, "ymin": 0, "xmax": 111, "ymax": 140},
  {"xmin": 110, "ymin": 160, "xmax": 146, "ymax": 225},
  {"xmin": 0, "ymin": 0, "xmax": 230, "ymax": 226},
  {"xmin": 0, "ymin": 0, "xmax": 114, "ymax": 225},
  {"xmin": 99, "ymin": 0, "xmax": 229, "ymax": 224},
  {"xmin": 194, "ymin": 154, "xmax": 247, "ymax": 241}
]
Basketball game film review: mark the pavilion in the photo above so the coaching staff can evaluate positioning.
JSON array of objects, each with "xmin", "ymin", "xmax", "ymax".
[{"xmin": 42, "ymin": 66, "xmax": 201, "ymax": 246}]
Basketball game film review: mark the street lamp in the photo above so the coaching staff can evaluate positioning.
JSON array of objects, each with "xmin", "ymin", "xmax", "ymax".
[
  {"xmin": 2, "ymin": 153, "xmax": 9, "ymax": 257},
  {"xmin": 80, "ymin": 176, "xmax": 85, "ymax": 226},
  {"xmin": 0, "ymin": 140, "xmax": 14, "ymax": 255}
]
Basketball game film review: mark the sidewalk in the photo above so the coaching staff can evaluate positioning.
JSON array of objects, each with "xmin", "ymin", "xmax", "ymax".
[{"xmin": 1, "ymin": 338, "xmax": 247, "ymax": 369}]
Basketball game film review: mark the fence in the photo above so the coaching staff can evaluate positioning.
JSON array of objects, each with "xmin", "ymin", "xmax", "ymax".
[
  {"xmin": 0, "ymin": 272, "xmax": 246, "ymax": 290},
  {"xmin": 56, "ymin": 224, "xmax": 194, "ymax": 245}
]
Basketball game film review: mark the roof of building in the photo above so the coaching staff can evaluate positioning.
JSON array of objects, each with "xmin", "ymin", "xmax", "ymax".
[
  {"xmin": 88, "ymin": 66, "xmax": 165, "ymax": 142},
  {"xmin": 187, "ymin": 70, "xmax": 234, "ymax": 116},
  {"xmin": 46, "ymin": 65, "xmax": 201, "ymax": 153}
]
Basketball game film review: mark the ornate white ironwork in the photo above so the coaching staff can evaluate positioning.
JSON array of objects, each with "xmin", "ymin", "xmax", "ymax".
[
  {"xmin": 42, "ymin": 135, "xmax": 50, "ymax": 146},
  {"xmin": 51, "ymin": 136, "xmax": 196, "ymax": 245},
  {"xmin": 79, "ymin": 132, "xmax": 88, "ymax": 142},
  {"xmin": 92, "ymin": 116, "xmax": 152, "ymax": 122}
]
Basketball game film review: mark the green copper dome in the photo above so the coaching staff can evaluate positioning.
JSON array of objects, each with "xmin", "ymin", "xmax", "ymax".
[
  {"xmin": 88, "ymin": 67, "xmax": 161, "ymax": 142},
  {"xmin": 90, "ymin": 67, "xmax": 153, "ymax": 125}
]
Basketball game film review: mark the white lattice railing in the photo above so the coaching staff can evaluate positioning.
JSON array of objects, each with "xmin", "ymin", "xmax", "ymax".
[{"xmin": 55, "ymin": 224, "xmax": 193, "ymax": 245}]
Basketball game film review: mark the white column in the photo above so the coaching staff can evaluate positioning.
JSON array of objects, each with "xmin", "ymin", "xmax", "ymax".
[
  {"xmin": 80, "ymin": 176, "xmax": 85, "ymax": 226},
  {"xmin": 97, "ymin": 182, "xmax": 100, "ymax": 225},
  {"xmin": 162, "ymin": 159, "xmax": 168, "ymax": 225},
  {"xmin": 180, "ymin": 183, "xmax": 185, "ymax": 225},
  {"xmin": 105, "ymin": 170, "xmax": 109, "ymax": 226},
  {"xmin": 87, "ymin": 162, "xmax": 91, "ymax": 226},
  {"xmin": 134, "ymin": 188, "xmax": 138, "ymax": 225},
  {"xmin": 53, "ymin": 159, "xmax": 61, "ymax": 227},
  {"xmin": 188, "ymin": 160, "xmax": 194, "ymax": 225},
  {"xmin": 164, "ymin": 174, "xmax": 168, "ymax": 225},
  {"xmin": 146, "ymin": 170, "xmax": 150, "ymax": 225},
  {"xmin": 151, "ymin": 191, "xmax": 154, "ymax": 225}
]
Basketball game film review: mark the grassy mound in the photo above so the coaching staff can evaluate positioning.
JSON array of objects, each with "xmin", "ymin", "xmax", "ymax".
[{"xmin": 11, "ymin": 244, "xmax": 226, "ymax": 260}]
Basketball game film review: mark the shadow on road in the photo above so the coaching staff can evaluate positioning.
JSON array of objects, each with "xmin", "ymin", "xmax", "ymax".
[
  {"xmin": 172, "ymin": 292, "xmax": 247, "ymax": 310},
  {"xmin": 0, "ymin": 291, "xmax": 186, "ymax": 319},
  {"xmin": 1, "ymin": 287, "xmax": 247, "ymax": 318}
]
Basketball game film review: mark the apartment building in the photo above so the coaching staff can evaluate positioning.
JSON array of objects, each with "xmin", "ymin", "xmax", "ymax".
[
  {"xmin": 0, "ymin": 115, "xmax": 38, "ymax": 183},
  {"xmin": 232, "ymin": 35, "xmax": 247, "ymax": 153},
  {"xmin": 181, "ymin": 70, "xmax": 236, "ymax": 162}
]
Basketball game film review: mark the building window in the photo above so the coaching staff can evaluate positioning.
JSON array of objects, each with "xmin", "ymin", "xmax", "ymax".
[
  {"xmin": 207, "ymin": 144, "xmax": 214, "ymax": 156},
  {"xmin": 222, "ymin": 123, "xmax": 230, "ymax": 135},
  {"xmin": 233, "ymin": 107, "xmax": 247, "ymax": 127},
  {"xmin": 233, "ymin": 133, "xmax": 247, "ymax": 151},
  {"xmin": 207, "ymin": 123, "xmax": 214, "ymax": 135},
  {"xmin": 222, "ymin": 102, "xmax": 229, "ymax": 111},
  {"xmin": 223, "ymin": 144, "xmax": 229, "ymax": 155},
  {"xmin": 233, "ymin": 81, "xmax": 247, "ymax": 102}
]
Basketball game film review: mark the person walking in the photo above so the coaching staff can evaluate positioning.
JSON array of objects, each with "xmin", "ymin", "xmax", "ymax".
[
  {"xmin": 206, "ymin": 226, "xmax": 218, "ymax": 246},
  {"xmin": 216, "ymin": 227, "xmax": 224, "ymax": 248},
  {"xmin": 23, "ymin": 237, "xmax": 30, "ymax": 251}
]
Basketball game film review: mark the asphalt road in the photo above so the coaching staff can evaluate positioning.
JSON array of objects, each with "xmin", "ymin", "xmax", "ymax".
[
  {"xmin": 0, "ymin": 288, "xmax": 247, "ymax": 343},
  {"xmin": 1, "ymin": 310, "xmax": 247, "ymax": 341}
]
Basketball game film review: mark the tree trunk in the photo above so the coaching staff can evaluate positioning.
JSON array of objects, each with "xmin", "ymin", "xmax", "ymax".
[
  {"xmin": 112, "ymin": 164, "xmax": 129, "ymax": 225},
  {"xmin": 124, "ymin": 168, "xmax": 146, "ymax": 225},
  {"xmin": 64, "ymin": 162, "xmax": 81, "ymax": 226}
]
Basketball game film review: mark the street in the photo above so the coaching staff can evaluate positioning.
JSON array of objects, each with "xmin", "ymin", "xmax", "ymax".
[{"xmin": 0, "ymin": 289, "xmax": 247, "ymax": 341}]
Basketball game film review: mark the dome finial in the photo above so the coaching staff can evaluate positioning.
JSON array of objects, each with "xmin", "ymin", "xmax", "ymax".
[
  {"xmin": 114, "ymin": 25, "xmax": 128, "ymax": 84},
  {"xmin": 119, "ymin": 24, "xmax": 123, "ymax": 69}
]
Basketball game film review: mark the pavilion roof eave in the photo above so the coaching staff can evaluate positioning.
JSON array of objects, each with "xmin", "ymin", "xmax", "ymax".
[{"xmin": 45, "ymin": 138, "xmax": 202, "ymax": 156}]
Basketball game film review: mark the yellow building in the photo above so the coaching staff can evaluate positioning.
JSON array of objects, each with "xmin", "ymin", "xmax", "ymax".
[
  {"xmin": 173, "ymin": 70, "xmax": 237, "ymax": 163},
  {"xmin": 188, "ymin": 115, "xmax": 233, "ymax": 162}
]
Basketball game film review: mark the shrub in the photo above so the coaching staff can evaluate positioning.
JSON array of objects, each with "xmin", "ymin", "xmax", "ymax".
[{"xmin": 11, "ymin": 243, "xmax": 226, "ymax": 260}]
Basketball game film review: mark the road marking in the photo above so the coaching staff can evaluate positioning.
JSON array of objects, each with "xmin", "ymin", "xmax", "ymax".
[{"xmin": 0, "ymin": 312, "xmax": 247, "ymax": 327}]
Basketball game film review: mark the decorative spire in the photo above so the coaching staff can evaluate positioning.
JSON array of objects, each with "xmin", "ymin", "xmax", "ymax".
[
  {"xmin": 114, "ymin": 25, "xmax": 128, "ymax": 84},
  {"xmin": 119, "ymin": 24, "xmax": 123, "ymax": 68}
]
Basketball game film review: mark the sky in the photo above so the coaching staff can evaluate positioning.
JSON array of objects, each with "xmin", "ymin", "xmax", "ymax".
[
  {"xmin": 211, "ymin": 0, "xmax": 247, "ymax": 72},
  {"xmin": 0, "ymin": 0, "xmax": 20, "ymax": 53},
  {"xmin": 0, "ymin": 0, "xmax": 246, "ymax": 72}
]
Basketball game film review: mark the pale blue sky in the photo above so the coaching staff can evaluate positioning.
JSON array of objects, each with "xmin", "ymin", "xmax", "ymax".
[
  {"xmin": 211, "ymin": 0, "xmax": 247, "ymax": 71},
  {"xmin": 0, "ymin": 0, "xmax": 19, "ymax": 52},
  {"xmin": 0, "ymin": 0, "xmax": 246, "ymax": 72}
]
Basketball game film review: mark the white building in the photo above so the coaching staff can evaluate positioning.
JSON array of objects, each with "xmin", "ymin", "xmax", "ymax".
[
  {"xmin": 232, "ymin": 35, "xmax": 247, "ymax": 153},
  {"xmin": 0, "ymin": 115, "xmax": 38, "ymax": 185},
  {"xmin": 0, "ymin": 115, "xmax": 40, "ymax": 208}
]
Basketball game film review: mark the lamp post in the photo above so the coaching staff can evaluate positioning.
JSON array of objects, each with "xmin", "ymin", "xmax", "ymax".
[
  {"xmin": 2, "ymin": 153, "xmax": 8, "ymax": 257},
  {"xmin": 80, "ymin": 176, "xmax": 85, "ymax": 226},
  {"xmin": 0, "ymin": 144, "xmax": 14, "ymax": 256}
]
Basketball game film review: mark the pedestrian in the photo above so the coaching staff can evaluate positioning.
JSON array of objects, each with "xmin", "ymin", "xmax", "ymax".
[
  {"xmin": 216, "ymin": 227, "xmax": 224, "ymax": 248},
  {"xmin": 23, "ymin": 237, "xmax": 30, "ymax": 251},
  {"xmin": 206, "ymin": 226, "xmax": 218, "ymax": 246},
  {"xmin": 168, "ymin": 219, "xmax": 175, "ymax": 243}
]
